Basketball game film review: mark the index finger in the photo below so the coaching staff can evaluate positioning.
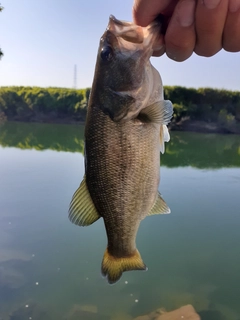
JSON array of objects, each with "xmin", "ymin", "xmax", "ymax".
[{"xmin": 132, "ymin": 0, "xmax": 178, "ymax": 26}]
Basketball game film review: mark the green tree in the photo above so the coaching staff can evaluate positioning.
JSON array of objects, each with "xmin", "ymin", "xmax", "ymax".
[{"xmin": 0, "ymin": 86, "xmax": 239, "ymax": 132}]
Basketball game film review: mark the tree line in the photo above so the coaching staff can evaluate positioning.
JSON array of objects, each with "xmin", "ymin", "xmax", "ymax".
[
  {"xmin": 164, "ymin": 86, "xmax": 240, "ymax": 123},
  {"xmin": 164, "ymin": 86, "xmax": 240, "ymax": 133},
  {"xmin": 0, "ymin": 86, "xmax": 91, "ymax": 122},
  {"xmin": 0, "ymin": 86, "xmax": 240, "ymax": 132}
]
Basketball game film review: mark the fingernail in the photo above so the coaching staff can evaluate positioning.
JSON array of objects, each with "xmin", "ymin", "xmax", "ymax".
[
  {"xmin": 203, "ymin": 0, "xmax": 221, "ymax": 9},
  {"xmin": 178, "ymin": 0, "xmax": 196, "ymax": 27},
  {"xmin": 229, "ymin": 0, "xmax": 240, "ymax": 13}
]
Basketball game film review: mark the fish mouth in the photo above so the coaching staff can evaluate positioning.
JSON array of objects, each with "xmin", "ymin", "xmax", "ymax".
[
  {"xmin": 108, "ymin": 15, "xmax": 144, "ymax": 45},
  {"xmin": 106, "ymin": 15, "xmax": 163, "ymax": 53},
  {"xmin": 109, "ymin": 15, "xmax": 132, "ymax": 27}
]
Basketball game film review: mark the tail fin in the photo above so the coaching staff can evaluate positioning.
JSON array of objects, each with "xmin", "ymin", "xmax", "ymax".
[{"xmin": 101, "ymin": 248, "xmax": 147, "ymax": 284}]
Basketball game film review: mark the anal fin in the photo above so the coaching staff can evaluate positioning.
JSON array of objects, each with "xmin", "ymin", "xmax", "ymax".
[{"xmin": 68, "ymin": 175, "xmax": 100, "ymax": 226}]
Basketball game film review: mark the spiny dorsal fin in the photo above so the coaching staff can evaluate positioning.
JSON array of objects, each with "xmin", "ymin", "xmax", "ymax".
[
  {"xmin": 160, "ymin": 124, "xmax": 170, "ymax": 154},
  {"xmin": 68, "ymin": 176, "xmax": 100, "ymax": 226},
  {"xmin": 148, "ymin": 192, "xmax": 171, "ymax": 215},
  {"xmin": 140, "ymin": 100, "xmax": 173, "ymax": 125}
]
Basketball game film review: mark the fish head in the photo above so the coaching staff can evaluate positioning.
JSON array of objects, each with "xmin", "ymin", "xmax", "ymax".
[{"xmin": 93, "ymin": 15, "xmax": 163, "ymax": 122}]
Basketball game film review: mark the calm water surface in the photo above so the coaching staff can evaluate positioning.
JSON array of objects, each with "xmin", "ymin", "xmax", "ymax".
[{"xmin": 0, "ymin": 122, "xmax": 240, "ymax": 320}]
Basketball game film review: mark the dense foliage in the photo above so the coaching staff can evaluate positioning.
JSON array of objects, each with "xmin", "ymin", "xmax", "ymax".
[
  {"xmin": 0, "ymin": 86, "xmax": 91, "ymax": 122},
  {"xmin": 164, "ymin": 86, "xmax": 240, "ymax": 133},
  {"xmin": 0, "ymin": 85, "xmax": 240, "ymax": 133},
  {"xmin": 164, "ymin": 86, "xmax": 240, "ymax": 123}
]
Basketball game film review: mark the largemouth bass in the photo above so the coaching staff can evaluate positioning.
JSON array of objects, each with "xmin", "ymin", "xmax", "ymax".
[{"xmin": 69, "ymin": 15, "xmax": 173, "ymax": 284}]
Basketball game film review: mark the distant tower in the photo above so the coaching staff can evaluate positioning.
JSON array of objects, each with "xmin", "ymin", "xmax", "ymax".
[{"xmin": 73, "ymin": 64, "xmax": 77, "ymax": 89}]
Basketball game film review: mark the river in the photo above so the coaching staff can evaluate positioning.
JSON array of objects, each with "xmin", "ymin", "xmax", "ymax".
[{"xmin": 0, "ymin": 122, "xmax": 240, "ymax": 320}]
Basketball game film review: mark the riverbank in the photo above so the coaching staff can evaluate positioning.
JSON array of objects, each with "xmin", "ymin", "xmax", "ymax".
[
  {"xmin": 170, "ymin": 118, "xmax": 240, "ymax": 134},
  {"xmin": 2, "ymin": 117, "xmax": 240, "ymax": 134},
  {"xmin": 1, "ymin": 86, "xmax": 240, "ymax": 134}
]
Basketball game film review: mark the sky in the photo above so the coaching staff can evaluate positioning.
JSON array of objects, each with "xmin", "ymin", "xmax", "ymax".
[{"xmin": 0, "ymin": 0, "xmax": 239, "ymax": 91}]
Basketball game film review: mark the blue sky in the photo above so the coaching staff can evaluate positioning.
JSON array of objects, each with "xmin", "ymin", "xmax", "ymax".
[{"xmin": 0, "ymin": 0, "xmax": 239, "ymax": 90}]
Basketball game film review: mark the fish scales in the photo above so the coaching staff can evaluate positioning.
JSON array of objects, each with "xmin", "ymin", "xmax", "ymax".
[
  {"xmin": 68, "ymin": 15, "xmax": 173, "ymax": 284},
  {"xmin": 85, "ymin": 104, "xmax": 160, "ymax": 256}
]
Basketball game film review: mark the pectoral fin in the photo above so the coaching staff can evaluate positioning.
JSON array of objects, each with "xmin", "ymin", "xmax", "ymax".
[
  {"xmin": 148, "ymin": 192, "xmax": 171, "ymax": 215},
  {"xmin": 140, "ymin": 100, "xmax": 173, "ymax": 125},
  {"xmin": 68, "ymin": 176, "xmax": 100, "ymax": 226},
  {"xmin": 160, "ymin": 124, "xmax": 170, "ymax": 154}
]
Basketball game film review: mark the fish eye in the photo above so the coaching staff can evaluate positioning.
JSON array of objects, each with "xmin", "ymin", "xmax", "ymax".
[{"xmin": 101, "ymin": 46, "xmax": 113, "ymax": 62}]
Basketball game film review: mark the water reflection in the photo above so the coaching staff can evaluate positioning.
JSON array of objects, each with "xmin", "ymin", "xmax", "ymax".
[
  {"xmin": 0, "ymin": 122, "xmax": 240, "ymax": 320},
  {"xmin": 0, "ymin": 122, "xmax": 239, "ymax": 168},
  {"xmin": 165, "ymin": 132, "xmax": 240, "ymax": 168},
  {"xmin": 0, "ymin": 122, "xmax": 85, "ymax": 153}
]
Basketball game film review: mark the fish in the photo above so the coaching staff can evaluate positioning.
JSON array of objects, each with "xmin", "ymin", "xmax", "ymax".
[{"xmin": 68, "ymin": 15, "xmax": 173, "ymax": 284}]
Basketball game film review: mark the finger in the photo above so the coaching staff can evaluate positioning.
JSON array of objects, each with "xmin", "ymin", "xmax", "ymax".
[
  {"xmin": 152, "ymin": 45, "xmax": 166, "ymax": 57},
  {"xmin": 223, "ymin": 0, "xmax": 240, "ymax": 52},
  {"xmin": 132, "ymin": 0, "xmax": 177, "ymax": 27},
  {"xmin": 164, "ymin": 0, "xmax": 196, "ymax": 61},
  {"xmin": 194, "ymin": 0, "xmax": 229, "ymax": 57}
]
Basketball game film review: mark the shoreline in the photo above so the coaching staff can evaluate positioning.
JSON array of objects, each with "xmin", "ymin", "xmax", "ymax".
[
  {"xmin": 1, "ymin": 86, "xmax": 240, "ymax": 135},
  {"xmin": 2, "ymin": 118, "xmax": 240, "ymax": 135},
  {"xmin": 170, "ymin": 119, "xmax": 240, "ymax": 134}
]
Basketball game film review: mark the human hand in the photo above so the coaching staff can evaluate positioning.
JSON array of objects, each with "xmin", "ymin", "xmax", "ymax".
[{"xmin": 133, "ymin": 0, "xmax": 240, "ymax": 61}]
